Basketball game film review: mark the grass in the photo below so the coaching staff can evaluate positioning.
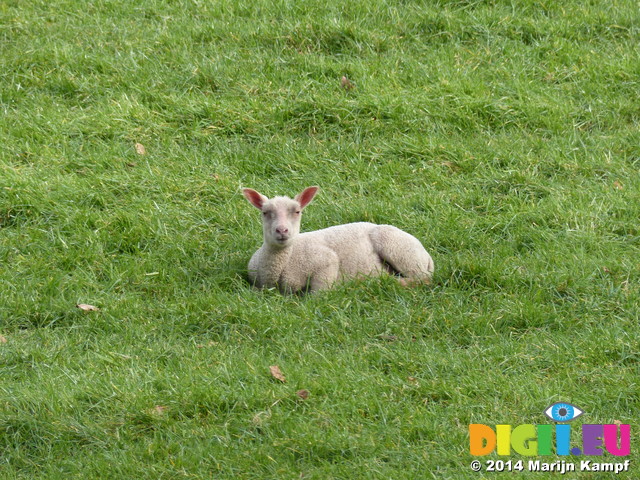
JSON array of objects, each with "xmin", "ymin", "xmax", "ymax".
[{"xmin": 1, "ymin": 0, "xmax": 639, "ymax": 478}]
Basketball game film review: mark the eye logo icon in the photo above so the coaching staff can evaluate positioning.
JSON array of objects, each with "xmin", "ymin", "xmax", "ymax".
[{"xmin": 544, "ymin": 402, "xmax": 584, "ymax": 422}]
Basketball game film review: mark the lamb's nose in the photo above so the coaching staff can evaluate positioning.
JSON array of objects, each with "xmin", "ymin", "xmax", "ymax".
[{"xmin": 276, "ymin": 226, "xmax": 289, "ymax": 234}]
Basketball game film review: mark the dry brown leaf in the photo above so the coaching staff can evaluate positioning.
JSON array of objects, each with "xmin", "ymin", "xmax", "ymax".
[
  {"xmin": 0, "ymin": 335, "xmax": 7, "ymax": 344},
  {"xmin": 407, "ymin": 376, "xmax": 417, "ymax": 383},
  {"xmin": 152, "ymin": 405, "xmax": 168, "ymax": 415},
  {"xmin": 377, "ymin": 334, "xmax": 398, "ymax": 342},
  {"xmin": 296, "ymin": 389, "xmax": 310, "ymax": 400},
  {"xmin": 135, "ymin": 143, "xmax": 146, "ymax": 155},
  {"xmin": 341, "ymin": 76, "xmax": 355, "ymax": 90},
  {"xmin": 614, "ymin": 419, "xmax": 623, "ymax": 425},
  {"xmin": 613, "ymin": 180, "xmax": 623, "ymax": 190},
  {"xmin": 442, "ymin": 161, "xmax": 462, "ymax": 172},
  {"xmin": 252, "ymin": 410, "xmax": 271, "ymax": 425},
  {"xmin": 269, "ymin": 365, "xmax": 286, "ymax": 383},
  {"xmin": 76, "ymin": 303, "xmax": 99, "ymax": 312}
]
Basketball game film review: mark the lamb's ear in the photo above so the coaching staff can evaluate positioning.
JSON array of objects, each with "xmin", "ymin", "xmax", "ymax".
[
  {"xmin": 242, "ymin": 188, "xmax": 268, "ymax": 210},
  {"xmin": 295, "ymin": 186, "xmax": 319, "ymax": 210}
]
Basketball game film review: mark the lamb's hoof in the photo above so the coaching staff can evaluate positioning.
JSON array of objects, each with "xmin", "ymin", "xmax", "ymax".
[{"xmin": 398, "ymin": 277, "xmax": 431, "ymax": 288}]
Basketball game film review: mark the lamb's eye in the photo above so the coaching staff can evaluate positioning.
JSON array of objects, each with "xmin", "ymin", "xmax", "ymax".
[{"xmin": 295, "ymin": 210, "xmax": 301, "ymax": 215}]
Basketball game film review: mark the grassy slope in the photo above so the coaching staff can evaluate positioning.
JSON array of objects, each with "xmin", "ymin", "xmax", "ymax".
[{"xmin": 1, "ymin": 0, "xmax": 639, "ymax": 478}]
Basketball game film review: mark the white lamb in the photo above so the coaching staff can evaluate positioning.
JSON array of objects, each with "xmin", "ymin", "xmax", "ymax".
[{"xmin": 242, "ymin": 186, "xmax": 434, "ymax": 293}]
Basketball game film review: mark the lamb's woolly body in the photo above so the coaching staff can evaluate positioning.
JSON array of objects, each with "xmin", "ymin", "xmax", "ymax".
[{"xmin": 243, "ymin": 187, "xmax": 434, "ymax": 293}]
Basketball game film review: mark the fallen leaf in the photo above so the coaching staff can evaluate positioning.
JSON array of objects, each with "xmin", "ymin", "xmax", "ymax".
[
  {"xmin": 76, "ymin": 303, "xmax": 99, "ymax": 312},
  {"xmin": 407, "ymin": 376, "xmax": 417, "ymax": 383},
  {"xmin": 341, "ymin": 76, "xmax": 355, "ymax": 90},
  {"xmin": 151, "ymin": 405, "xmax": 168, "ymax": 415},
  {"xmin": 613, "ymin": 181, "xmax": 623, "ymax": 190},
  {"xmin": 377, "ymin": 334, "xmax": 398, "ymax": 342},
  {"xmin": 0, "ymin": 335, "xmax": 7, "ymax": 344},
  {"xmin": 252, "ymin": 410, "xmax": 271, "ymax": 425},
  {"xmin": 603, "ymin": 266, "xmax": 611, "ymax": 274},
  {"xmin": 296, "ymin": 389, "xmax": 310, "ymax": 400},
  {"xmin": 269, "ymin": 365, "xmax": 286, "ymax": 383},
  {"xmin": 442, "ymin": 160, "xmax": 458, "ymax": 170},
  {"xmin": 135, "ymin": 143, "xmax": 146, "ymax": 155},
  {"xmin": 614, "ymin": 420, "xmax": 623, "ymax": 425}
]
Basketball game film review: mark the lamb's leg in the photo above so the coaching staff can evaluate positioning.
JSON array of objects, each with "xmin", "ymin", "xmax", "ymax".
[
  {"xmin": 369, "ymin": 225, "xmax": 434, "ymax": 285},
  {"xmin": 308, "ymin": 256, "xmax": 340, "ymax": 293}
]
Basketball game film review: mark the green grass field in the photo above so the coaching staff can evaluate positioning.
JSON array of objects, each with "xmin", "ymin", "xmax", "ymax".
[{"xmin": 1, "ymin": 0, "xmax": 639, "ymax": 478}]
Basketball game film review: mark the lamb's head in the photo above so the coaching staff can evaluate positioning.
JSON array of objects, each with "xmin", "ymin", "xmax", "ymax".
[{"xmin": 243, "ymin": 186, "xmax": 319, "ymax": 248}]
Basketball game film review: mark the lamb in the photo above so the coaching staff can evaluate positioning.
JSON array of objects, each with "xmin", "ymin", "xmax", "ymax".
[{"xmin": 242, "ymin": 186, "xmax": 434, "ymax": 293}]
